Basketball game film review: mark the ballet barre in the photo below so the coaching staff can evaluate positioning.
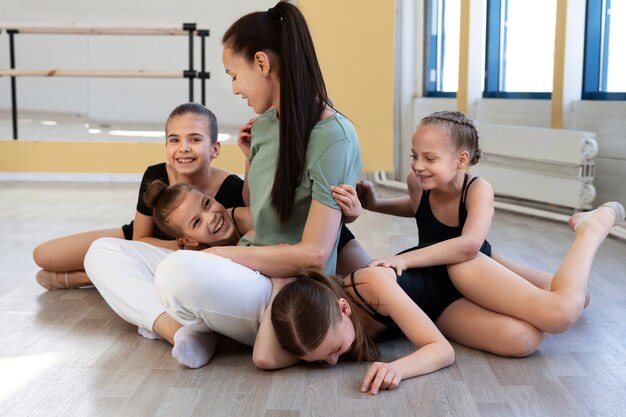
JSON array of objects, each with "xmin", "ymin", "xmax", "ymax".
[{"xmin": 0, "ymin": 23, "xmax": 211, "ymax": 139}]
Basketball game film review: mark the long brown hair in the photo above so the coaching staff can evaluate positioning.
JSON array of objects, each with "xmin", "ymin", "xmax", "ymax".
[
  {"xmin": 143, "ymin": 180, "xmax": 193, "ymax": 238},
  {"xmin": 271, "ymin": 269, "xmax": 379, "ymax": 362},
  {"xmin": 223, "ymin": 1, "xmax": 330, "ymax": 224}
]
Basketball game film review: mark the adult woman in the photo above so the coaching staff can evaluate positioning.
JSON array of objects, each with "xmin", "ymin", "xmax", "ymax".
[
  {"xmin": 266, "ymin": 203, "xmax": 625, "ymax": 394},
  {"xmin": 87, "ymin": 1, "xmax": 363, "ymax": 368},
  {"xmin": 155, "ymin": 2, "xmax": 361, "ymax": 366},
  {"xmin": 33, "ymin": 103, "xmax": 241, "ymax": 289}
]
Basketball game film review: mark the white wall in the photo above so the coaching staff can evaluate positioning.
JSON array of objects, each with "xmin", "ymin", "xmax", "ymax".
[{"xmin": 0, "ymin": 0, "xmax": 276, "ymax": 127}]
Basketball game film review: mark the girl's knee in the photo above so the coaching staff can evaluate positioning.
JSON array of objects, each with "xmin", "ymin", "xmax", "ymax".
[
  {"xmin": 548, "ymin": 295, "xmax": 585, "ymax": 334},
  {"xmin": 498, "ymin": 322, "xmax": 543, "ymax": 357},
  {"xmin": 84, "ymin": 237, "xmax": 117, "ymax": 267},
  {"xmin": 154, "ymin": 251, "xmax": 194, "ymax": 296}
]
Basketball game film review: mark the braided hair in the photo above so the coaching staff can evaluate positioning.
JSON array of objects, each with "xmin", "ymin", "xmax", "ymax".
[{"xmin": 420, "ymin": 111, "xmax": 481, "ymax": 166}]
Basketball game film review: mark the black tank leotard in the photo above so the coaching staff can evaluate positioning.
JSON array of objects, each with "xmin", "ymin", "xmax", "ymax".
[
  {"xmin": 349, "ymin": 267, "xmax": 461, "ymax": 341},
  {"xmin": 415, "ymin": 173, "xmax": 491, "ymax": 256}
]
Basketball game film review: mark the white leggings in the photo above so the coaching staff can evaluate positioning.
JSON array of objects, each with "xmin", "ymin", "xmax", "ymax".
[{"xmin": 84, "ymin": 238, "xmax": 271, "ymax": 346}]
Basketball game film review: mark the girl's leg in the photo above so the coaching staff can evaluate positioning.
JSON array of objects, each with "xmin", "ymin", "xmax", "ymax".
[
  {"xmin": 155, "ymin": 250, "xmax": 272, "ymax": 347},
  {"xmin": 436, "ymin": 298, "xmax": 543, "ymax": 357},
  {"xmin": 85, "ymin": 239, "xmax": 219, "ymax": 369},
  {"xmin": 84, "ymin": 238, "xmax": 172, "ymax": 333},
  {"xmin": 492, "ymin": 251, "xmax": 590, "ymax": 307},
  {"xmin": 447, "ymin": 205, "xmax": 621, "ymax": 334},
  {"xmin": 34, "ymin": 227, "xmax": 125, "ymax": 289},
  {"xmin": 336, "ymin": 239, "xmax": 372, "ymax": 277},
  {"xmin": 491, "ymin": 252, "xmax": 552, "ymax": 290}
]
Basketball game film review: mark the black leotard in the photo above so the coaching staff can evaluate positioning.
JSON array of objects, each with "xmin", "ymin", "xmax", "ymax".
[
  {"xmin": 415, "ymin": 173, "xmax": 491, "ymax": 256},
  {"xmin": 349, "ymin": 266, "xmax": 462, "ymax": 341},
  {"xmin": 121, "ymin": 163, "xmax": 245, "ymax": 240}
]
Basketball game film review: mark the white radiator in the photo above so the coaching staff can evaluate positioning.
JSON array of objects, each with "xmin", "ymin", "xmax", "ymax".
[{"xmin": 470, "ymin": 123, "xmax": 598, "ymax": 211}]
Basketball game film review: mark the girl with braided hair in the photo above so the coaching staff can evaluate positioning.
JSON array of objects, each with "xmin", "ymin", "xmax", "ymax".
[
  {"xmin": 344, "ymin": 110, "xmax": 569, "ymax": 354},
  {"xmin": 357, "ymin": 110, "xmax": 493, "ymax": 272}
]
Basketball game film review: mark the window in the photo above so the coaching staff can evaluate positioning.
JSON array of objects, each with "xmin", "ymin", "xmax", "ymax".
[
  {"xmin": 484, "ymin": 0, "xmax": 557, "ymax": 98},
  {"xmin": 583, "ymin": 0, "xmax": 626, "ymax": 100},
  {"xmin": 425, "ymin": 0, "xmax": 460, "ymax": 97}
]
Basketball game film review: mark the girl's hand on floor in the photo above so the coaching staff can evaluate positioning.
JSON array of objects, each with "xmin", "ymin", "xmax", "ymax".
[{"xmin": 361, "ymin": 362, "xmax": 402, "ymax": 395}]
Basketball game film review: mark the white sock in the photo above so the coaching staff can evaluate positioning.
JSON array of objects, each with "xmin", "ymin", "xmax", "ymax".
[
  {"xmin": 137, "ymin": 327, "xmax": 164, "ymax": 340},
  {"xmin": 172, "ymin": 327, "xmax": 219, "ymax": 369}
]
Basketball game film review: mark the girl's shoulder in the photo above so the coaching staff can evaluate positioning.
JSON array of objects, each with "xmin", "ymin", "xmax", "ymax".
[
  {"xmin": 464, "ymin": 175, "xmax": 494, "ymax": 201},
  {"xmin": 210, "ymin": 166, "xmax": 234, "ymax": 183},
  {"xmin": 347, "ymin": 267, "xmax": 399, "ymax": 304}
]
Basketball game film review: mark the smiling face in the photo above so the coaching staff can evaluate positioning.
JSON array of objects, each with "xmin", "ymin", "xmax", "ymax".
[
  {"xmin": 410, "ymin": 124, "xmax": 468, "ymax": 190},
  {"xmin": 222, "ymin": 46, "xmax": 278, "ymax": 114},
  {"xmin": 167, "ymin": 189, "xmax": 238, "ymax": 247},
  {"xmin": 165, "ymin": 113, "xmax": 219, "ymax": 176},
  {"xmin": 300, "ymin": 299, "xmax": 355, "ymax": 366}
]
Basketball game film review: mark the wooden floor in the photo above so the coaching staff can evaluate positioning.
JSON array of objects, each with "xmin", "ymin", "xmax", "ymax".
[{"xmin": 1, "ymin": 181, "xmax": 625, "ymax": 417}]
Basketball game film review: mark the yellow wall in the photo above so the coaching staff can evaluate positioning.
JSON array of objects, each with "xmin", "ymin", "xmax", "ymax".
[
  {"xmin": 0, "ymin": 141, "xmax": 245, "ymax": 174},
  {"xmin": 2, "ymin": 1, "xmax": 396, "ymax": 175},
  {"xmin": 300, "ymin": 0, "xmax": 396, "ymax": 172}
]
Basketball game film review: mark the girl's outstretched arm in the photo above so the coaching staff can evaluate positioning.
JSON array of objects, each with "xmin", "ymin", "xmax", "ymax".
[
  {"xmin": 357, "ymin": 179, "xmax": 415, "ymax": 217},
  {"xmin": 371, "ymin": 177, "xmax": 494, "ymax": 274},
  {"xmin": 354, "ymin": 268, "xmax": 455, "ymax": 395}
]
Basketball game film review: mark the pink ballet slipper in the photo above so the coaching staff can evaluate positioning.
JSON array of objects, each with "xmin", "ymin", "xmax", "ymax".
[
  {"xmin": 570, "ymin": 202, "xmax": 625, "ymax": 231},
  {"xmin": 36, "ymin": 270, "xmax": 70, "ymax": 290}
]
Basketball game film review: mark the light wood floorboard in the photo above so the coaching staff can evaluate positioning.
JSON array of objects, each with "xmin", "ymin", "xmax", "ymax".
[{"xmin": 1, "ymin": 181, "xmax": 625, "ymax": 417}]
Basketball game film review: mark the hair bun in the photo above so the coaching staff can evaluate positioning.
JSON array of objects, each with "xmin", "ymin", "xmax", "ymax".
[{"xmin": 143, "ymin": 180, "xmax": 168, "ymax": 210}]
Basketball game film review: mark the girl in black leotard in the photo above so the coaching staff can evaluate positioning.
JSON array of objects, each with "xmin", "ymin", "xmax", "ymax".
[
  {"xmin": 33, "ymin": 103, "xmax": 241, "ymax": 290},
  {"xmin": 356, "ymin": 110, "xmax": 494, "ymax": 275}
]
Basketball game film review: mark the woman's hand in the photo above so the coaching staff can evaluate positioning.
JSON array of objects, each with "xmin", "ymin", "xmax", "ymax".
[
  {"xmin": 361, "ymin": 362, "xmax": 403, "ymax": 395},
  {"xmin": 368, "ymin": 255, "xmax": 407, "ymax": 276},
  {"xmin": 331, "ymin": 184, "xmax": 362, "ymax": 223},
  {"xmin": 356, "ymin": 180, "xmax": 377, "ymax": 211},
  {"xmin": 237, "ymin": 117, "xmax": 257, "ymax": 158}
]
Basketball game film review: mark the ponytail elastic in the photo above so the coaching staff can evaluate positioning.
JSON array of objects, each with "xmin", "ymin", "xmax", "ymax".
[{"xmin": 267, "ymin": 6, "xmax": 282, "ymax": 20}]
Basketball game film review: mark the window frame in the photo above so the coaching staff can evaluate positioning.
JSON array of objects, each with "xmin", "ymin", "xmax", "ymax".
[
  {"xmin": 424, "ymin": 0, "xmax": 458, "ymax": 98},
  {"xmin": 582, "ymin": 0, "xmax": 626, "ymax": 100},
  {"xmin": 483, "ymin": 0, "xmax": 552, "ymax": 99}
]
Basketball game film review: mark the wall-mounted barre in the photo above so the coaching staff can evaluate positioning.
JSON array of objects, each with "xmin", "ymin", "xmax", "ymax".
[{"xmin": 0, "ymin": 23, "xmax": 211, "ymax": 140}]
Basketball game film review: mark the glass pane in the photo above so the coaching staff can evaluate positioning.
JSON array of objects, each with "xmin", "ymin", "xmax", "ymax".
[
  {"xmin": 501, "ymin": 0, "xmax": 557, "ymax": 92},
  {"xmin": 440, "ymin": 0, "xmax": 460, "ymax": 92},
  {"xmin": 429, "ymin": 0, "xmax": 460, "ymax": 92},
  {"xmin": 606, "ymin": 0, "xmax": 626, "ymax": 91}
]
